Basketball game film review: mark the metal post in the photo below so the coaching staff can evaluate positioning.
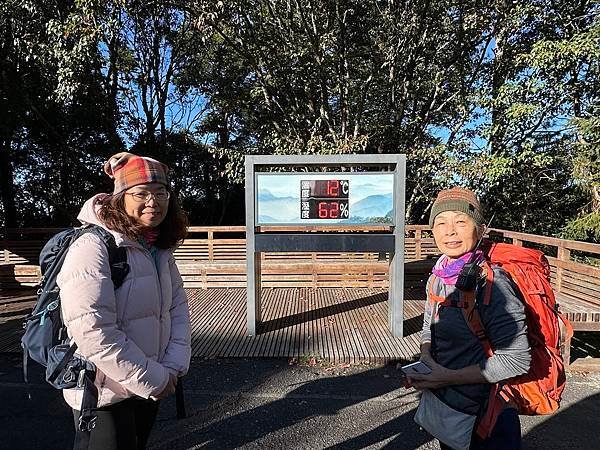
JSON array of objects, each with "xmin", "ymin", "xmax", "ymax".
[
  {"xmin": 245, "ymin": 156, "xmax": 261, "ymax": 336},
  {"xmin": 389, "ymin": 156, "xmax": 406, "ymax": 337}
]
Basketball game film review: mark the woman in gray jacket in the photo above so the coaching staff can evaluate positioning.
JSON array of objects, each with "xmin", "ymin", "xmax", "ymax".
[{"xmin": 407, "ymin": 187, "xmax": 531, "ymax": 450}]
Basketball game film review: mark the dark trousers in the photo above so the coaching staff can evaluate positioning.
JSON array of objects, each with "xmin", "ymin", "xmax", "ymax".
[
  {"xmin": 440, "ymin": 408, "xmax": 522, "ymax": 450},
  {"xmin": 72, "ymin": 397, "xmax": 160, "ymax": 450}
]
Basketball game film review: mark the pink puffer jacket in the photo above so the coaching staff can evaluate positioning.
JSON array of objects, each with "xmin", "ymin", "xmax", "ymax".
[{"xmin": 57, "ymin": 194, "xmax": 191, "ymax": 409}]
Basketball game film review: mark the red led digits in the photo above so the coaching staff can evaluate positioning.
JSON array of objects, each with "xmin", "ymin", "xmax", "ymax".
[
  {"xmin": 330, "ymin": 201, "xmax": 339, "ymax": 218},
  {"xmin": 327, "ymin": 180, "xmax": 339, "ymax": 197},
  {"xmin": 301, "ymin": 179, "xmax": 349, "ymax": 220},
  {"xmin": 318, "ymin": 202, "xmax": 328, "ymax": 218}
]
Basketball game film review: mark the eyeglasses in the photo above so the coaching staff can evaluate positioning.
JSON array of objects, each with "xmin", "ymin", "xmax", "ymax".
[{"xmin": 125, "ymin": 191, "xmax": 171, "ymax": 203}]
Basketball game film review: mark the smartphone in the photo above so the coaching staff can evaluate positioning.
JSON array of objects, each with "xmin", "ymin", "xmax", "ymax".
[{"xmin": 400, "ymin": 360, "xmax": 432, "ymax": 375}]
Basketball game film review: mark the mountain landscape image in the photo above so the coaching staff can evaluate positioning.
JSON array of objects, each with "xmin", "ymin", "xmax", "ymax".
[
  {"xmin": 257, "ymin": 184, "xmax": 394, "ymax": 224},
  {"xmin": 350, "ymin": 193, "xmax": 393, "ymax": 221}
]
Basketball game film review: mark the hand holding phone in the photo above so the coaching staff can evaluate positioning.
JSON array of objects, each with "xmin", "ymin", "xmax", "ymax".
[{"xmin": 400, "ymin": 360, "xmax": 432, "ymax": 376}]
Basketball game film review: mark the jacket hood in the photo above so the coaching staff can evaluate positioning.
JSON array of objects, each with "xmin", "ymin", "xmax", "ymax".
[
  {"xmin": 77, "ymin": 194, "xmax": 138, "ymax": 248},
  {"xmin": 77, "ymin": 194, "xmax": 108, "ymax": 228}
]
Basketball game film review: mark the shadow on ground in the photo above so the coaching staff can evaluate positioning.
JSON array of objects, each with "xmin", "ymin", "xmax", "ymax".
[
  {"xmin": 150, "ymin": 361, "xmax": 430, "ymax": 450},
  {"xmin": 2, "ymin": 355, "xmax": 600, "ymax": 450},
  {"xmin": 522, "ymin": 391, "xmax": 600, "ymax": 450}
]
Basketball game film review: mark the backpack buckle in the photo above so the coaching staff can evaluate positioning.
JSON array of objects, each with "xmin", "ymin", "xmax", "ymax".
[
  {"xmin": 77, "ymin": 369, "xmax": 86, "ymax": 388},
  {"xmin": 78, "ymin": 412, "xmax": 97, "ymax": 432},
  {"xmin": 62, "ymin": 367, "xmax": 76, "ymax": 384}
]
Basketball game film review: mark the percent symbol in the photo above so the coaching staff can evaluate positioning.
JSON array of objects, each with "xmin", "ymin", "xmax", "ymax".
[{"xmin": 340, "ymin": 202, "xmax": 349, "ymax": 218}]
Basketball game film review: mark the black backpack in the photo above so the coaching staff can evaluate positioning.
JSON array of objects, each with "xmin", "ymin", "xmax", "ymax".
[{"xmin": 21, "ymin": 225, "xmax": 129, "ymax": 432}]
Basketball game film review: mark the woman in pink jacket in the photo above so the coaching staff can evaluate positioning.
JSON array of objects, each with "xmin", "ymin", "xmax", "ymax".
[{"xmin": 57, "ymin": 152, "xmax": 191, "ymax": 449}]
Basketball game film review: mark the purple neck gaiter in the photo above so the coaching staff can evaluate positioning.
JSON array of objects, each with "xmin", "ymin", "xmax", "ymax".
[{"xmin": 432, "ymin": 250, "xmax": 485, "ymax": 285}]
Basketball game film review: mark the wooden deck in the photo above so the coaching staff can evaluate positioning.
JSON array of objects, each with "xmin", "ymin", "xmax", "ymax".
[
  {"xmin": 0, "ymin": 289, "xmax": 36, "ymax": 352},
  {"xmin": 1, "ymin": 286, "xmax": 599, "ymax": 364},
  {"xmin": 0, "ymin": 288, "xmax": 424, "ymax": 363},
  {"xmin": 188, "ymin": 287, "xmax": 423, "ymax": 363}
]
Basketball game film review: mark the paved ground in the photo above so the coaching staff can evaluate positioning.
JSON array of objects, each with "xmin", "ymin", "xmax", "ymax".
[{"xmin": 1, "ymin": 354, "xmax": 599, "ymax": 450}]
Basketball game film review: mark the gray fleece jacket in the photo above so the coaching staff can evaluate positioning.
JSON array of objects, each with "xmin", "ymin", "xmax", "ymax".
[{"xmin": 421, "ymin": 266, "xmax": 531, "ymax": 415}]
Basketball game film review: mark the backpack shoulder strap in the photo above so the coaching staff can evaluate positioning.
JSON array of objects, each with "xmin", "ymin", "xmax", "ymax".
[
  {"xmin": 459, "ymin": 263, "xmax": 512, "ymax": 439},
  {"xmin": 427, "ymin": 275, "xmax": 446, "ymax": 304},
  {"xmin": 481, "ymin": 261, "xmax": 494, "ymax": 306},
  {"xmin": 461, "ymin": 293, "xmax": 493, "ymax": 358},
  {"xmin": 85, "ymin": 226, "xmax": 130, "ymax": 288},
  {"xmin": 460, "ymin": 262, "xmax": 494, "ymax": 356}
]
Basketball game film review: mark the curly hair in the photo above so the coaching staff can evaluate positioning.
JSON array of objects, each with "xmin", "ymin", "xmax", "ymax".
[{"xmin": 96, "ymin": 190, "xmax": 188, "ymax": 249}]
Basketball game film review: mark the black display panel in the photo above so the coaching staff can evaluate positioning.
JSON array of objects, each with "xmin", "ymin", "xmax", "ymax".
[{"xmin": 301, "ymin": 179, "xmax": 349, "ymax": 220}]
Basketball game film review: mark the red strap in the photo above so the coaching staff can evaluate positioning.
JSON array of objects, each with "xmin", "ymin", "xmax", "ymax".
[
  {"xmin": 461, "ymin": 293, "xmax": 493, "ymax": 358},
  {"xmin": 428, "ymin": 275, "xmax": 446, "ymax": 304},
  {"xmin": 476, "ymin": 384, "xmax": 506, "ymax": 438},
  {"xmin": 463, "ymin": 263, "xmax": 505, "ymax": 439}
]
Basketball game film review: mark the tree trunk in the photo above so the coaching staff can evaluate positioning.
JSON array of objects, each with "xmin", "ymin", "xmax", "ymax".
[
  {"xmin": 0, "ymin": 142, "xmax": 17, "ymax": 227},
  {"xmin": 0, "ymin": 19, "xmax": 18, "ymax": 227}
]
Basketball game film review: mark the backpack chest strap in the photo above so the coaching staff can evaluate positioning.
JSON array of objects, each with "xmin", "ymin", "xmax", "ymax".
[
  {"xmin": 428, "ymin": 275, "xmax": 473, "ymax": 309},
  {"xmin": 428, "ymin": 262, "xmax": 493, "ymax": 309}
]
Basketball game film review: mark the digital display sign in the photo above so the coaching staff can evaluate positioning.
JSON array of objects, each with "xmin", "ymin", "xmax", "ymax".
[
  {"xmin": 301, "ymin": 180, "xmax": 349, "ymax": 220},
  {"xmin": 255, "ymin": 172, "xmax": 395, "ymax": 225}
]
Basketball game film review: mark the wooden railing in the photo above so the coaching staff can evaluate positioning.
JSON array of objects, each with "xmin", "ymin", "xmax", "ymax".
[
  {"xmin": 0, "ymin": 225, "xmax": 438, "ymax": 288},
  {"xmin": 2, "ymin": 226, "xmax": 598, "ymax": 300},
  {"xmin": 487, "ymin": 228, "xmax": 600, "ymax": 310},
  {"xmin": 0, "ymin": 225, "xmax": 439, "ymax": 264}
]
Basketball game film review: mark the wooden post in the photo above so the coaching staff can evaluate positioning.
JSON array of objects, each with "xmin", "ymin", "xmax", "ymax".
[
  {"xmin": 415, "ymin": 229, "xmax": 422, "ymax": 260},
  {"xmin": 560, "ymin": 320, "xmax": 572, "ymax": 369},
  {"xmin": 311, "ymin": 252, "xmax": 317, "ymax": 288},
  {"xmin": 556, "ymin": 246, "xmax": 571, "ymax": 294},
  {"xmin": 208, "ymin": 230, "xmax": 214, "ymax": 261}
]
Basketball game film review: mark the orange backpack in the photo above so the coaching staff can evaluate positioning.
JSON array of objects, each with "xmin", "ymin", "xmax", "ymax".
[
  {"xmin": 427, "ymin": 241, "xmax": 574, "ymax": 438},
  {"xmin": 464, "ymin": 242, "xmax": 573, "ymax": 438}
]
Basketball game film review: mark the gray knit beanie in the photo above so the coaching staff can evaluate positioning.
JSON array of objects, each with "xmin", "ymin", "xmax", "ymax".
[{"xmin": 428, "ymin": 187, "xmax": 484, "ymax": 227}]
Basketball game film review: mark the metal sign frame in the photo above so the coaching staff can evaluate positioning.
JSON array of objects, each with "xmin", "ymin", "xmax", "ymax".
[{"xmin": 245, "ymin": 154, "xmax": 406, "ymax": 337}]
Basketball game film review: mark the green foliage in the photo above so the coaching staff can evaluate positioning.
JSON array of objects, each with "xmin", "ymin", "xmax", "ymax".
[
  {"xmin": 472, "ymin": 1, "xmax": 600, "ymax": 238},
  {"xmin": 561, "ymin": 212, "xmax": 600, "ymax": 242},
  {"xmin": 1, "ymin": 0, "xmax": 599, "ymax": 237},
  {"xmin": 480, "ymin": 148, "xmax": 588, "ymax": 236},
  {"xmin": 572, "ymin": 116, "xmax": 600, "ymax": 187}
]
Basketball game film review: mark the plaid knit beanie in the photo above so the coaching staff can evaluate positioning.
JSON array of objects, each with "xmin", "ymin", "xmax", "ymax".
[
  {"xmin": 428, "ymin": 187, "xmax": 484, "ymax": 227},
  {"xmin": 103, "ymin": 152, "xmax": 169, "ymax": 194}
]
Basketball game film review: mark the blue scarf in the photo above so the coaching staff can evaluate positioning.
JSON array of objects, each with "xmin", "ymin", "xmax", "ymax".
[{"xmin": 138, "ymin": 235, "xmax": 160, "ymax": 270}]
